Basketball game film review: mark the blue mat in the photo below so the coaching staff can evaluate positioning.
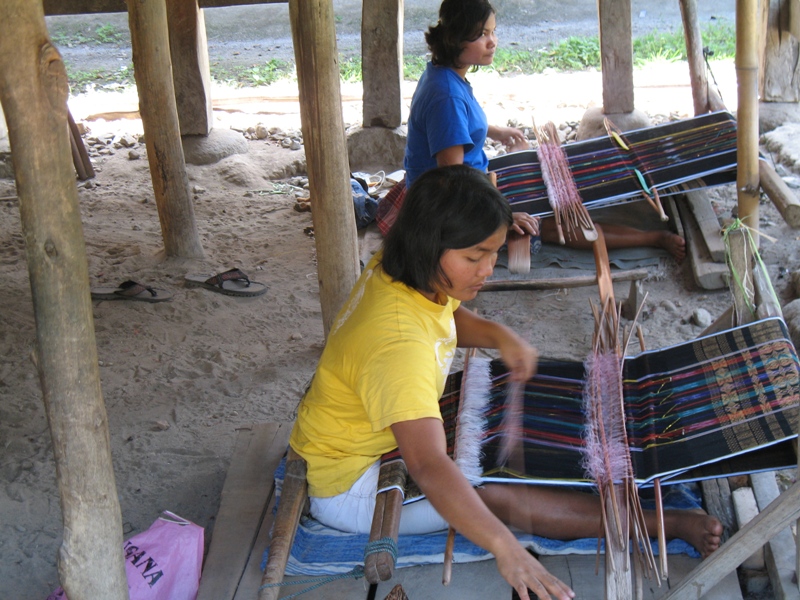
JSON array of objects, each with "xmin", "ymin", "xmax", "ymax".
[{"xmin": 261, "ymin": 458, "xmax": 701, "ymax": 576}]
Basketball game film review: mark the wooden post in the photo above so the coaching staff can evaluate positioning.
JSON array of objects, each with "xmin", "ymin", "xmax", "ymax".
[
  {"xmin": 289, "ymin": 0, "xmax": 360, "ymax": 336},
  {"xmin": 128, "ymin": 0, "xmax": 205, "ymax": 258},
  {"xmin": 762, "ymin": 0, "xmax": 800, "ymax": 102},
  {"xmin": 597, "ymin": 0, "xmax": 634, "ymax": 114},
  {"xmin": 736, "ymin": 0, "xmax": 761, "ymax": 243},
  {"xmin": 362, "ymin": 0, "xmax": 403, "ymax": 128},
  {"xmin": 0, "ymin": 3, "xmax": 127, "ymax": 598},
  {"xmin": 679, "ymin": 0, "xmax": 727, "ymax": 114},
  {"xmin": 166, "ymin": 0, "xmax": 213, "ymax": 135}
]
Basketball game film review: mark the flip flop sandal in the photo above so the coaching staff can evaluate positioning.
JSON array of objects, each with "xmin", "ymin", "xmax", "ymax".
[
  {"xmin": 91, "ymin": 280, "xmax": 173, "ymax": 303},
  {"xmin": 184, "ymin": 268, "xmax": 268, "ymax": 297}
]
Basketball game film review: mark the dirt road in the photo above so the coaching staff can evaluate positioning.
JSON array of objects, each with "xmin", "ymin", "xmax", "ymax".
[{"xmin": 46, "ymin": 0, "xmax": 736, "ymax": 75}]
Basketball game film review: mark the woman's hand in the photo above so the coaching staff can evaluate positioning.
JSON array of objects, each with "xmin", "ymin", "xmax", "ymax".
[
  {"xmin": 488, "ymin": 125, "xmax": 529, "ymax": 152},
  {"xmin": 454, "ymin": 307, "xmax": 538, "ymax": 382},
  {"xmin": 494, "ymin": 542, "xmax": 575, "ymax": 600},
  {"xmin": 496, "ymin": 330, "xmax": 538, "ymax": 383},
  {"xmin": 511, "ymin": 212, "xmax": 540, "ymax": 237}
]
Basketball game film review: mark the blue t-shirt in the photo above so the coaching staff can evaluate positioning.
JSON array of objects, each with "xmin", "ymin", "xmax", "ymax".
[{"xmin": 404, "ymin": 63, "xmax": 488, "ymax": 187}]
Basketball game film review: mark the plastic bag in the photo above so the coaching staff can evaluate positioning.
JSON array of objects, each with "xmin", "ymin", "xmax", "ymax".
[
  {"xmin": 46, "ymin": 511, "xmax": 204, "ymax": 600},
  {"xmin": 351, "ymin": 177, "xmax": 378, "ymax": 229}
]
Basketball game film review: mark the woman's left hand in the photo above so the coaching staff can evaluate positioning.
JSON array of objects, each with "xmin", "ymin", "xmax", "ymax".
[{"xmin": 489, "ymin": 126, "xmax": 529, "ymax": 152}]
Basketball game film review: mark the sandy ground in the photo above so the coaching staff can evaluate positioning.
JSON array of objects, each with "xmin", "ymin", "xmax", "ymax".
[{"xmin": 2, "ymin": 55, "xmax": 800, "ymax": 598}]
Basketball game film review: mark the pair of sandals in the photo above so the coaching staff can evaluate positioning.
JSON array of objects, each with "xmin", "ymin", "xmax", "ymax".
[{"xmin": 91, "ymin": 268, "xmax": 267, "ymax": 302}]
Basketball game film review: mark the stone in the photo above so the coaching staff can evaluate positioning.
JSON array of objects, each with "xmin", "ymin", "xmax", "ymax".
[{"xmin": 182, "ymin": 127, "xmax": 248, "ymax": 166}]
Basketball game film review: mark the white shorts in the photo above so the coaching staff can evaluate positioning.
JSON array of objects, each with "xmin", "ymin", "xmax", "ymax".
[{"xmin": 309, "ymin": 461, "xmax": 449, "ymax": 535}]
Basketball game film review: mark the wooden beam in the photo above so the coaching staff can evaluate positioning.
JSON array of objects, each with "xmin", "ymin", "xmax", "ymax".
[
  {"xmin": 166, "ymin": 0, "xmax": 213, "ymax": 136},
  {"xmin": 128, "ymin": 0, "xmax": 205, "ymax": 257},
  {"xmin": 361, "ymin": 0, "xmax": 403, "ymax": 128},
  {"xmin": 0, "ymin": 2, "xmax": 127, "ymax": 598},
  {"xmin": 481, "ymin": 268, "xmax": 648, "ymax": 292},
  {"xmin": 43, "ymin": 0, "xmax": 287, "ymax": 15},
  {"xmin": 679, "ymin": 0, "xmax": 727, "ymax": 114},
  {"xmin": 289, "ymin": 0, "xmax": 360, "ymax": 336},
  {"xmin": 759, "ymin": 158, "xmax": 800, "ymax": 229},
  {"xmin": 597, "ymin": 0, "xmax": 634, "ymax": 114}
]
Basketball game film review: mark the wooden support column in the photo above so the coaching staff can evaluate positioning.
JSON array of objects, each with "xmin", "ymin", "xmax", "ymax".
[
  {"xmin": 736, "ymin": 0, "xmax": 761, "ymax": 241},
  {"xmin": 362, "ymin": 0, "xmax": 403, "ymax": 128},
  {"xmin": 0, "ymin": 3, "xmax": 127, "ymax": 599},
  {"xmin": 128, "ymin": 0, "xmax": 205, "ymax": 258},
  {"xmin": 598, "ymin": 0, "xmax": 634, "ymax": 114},
  {"xmin": 166, "ymin": 0, "xmax": 213, "ymax": 135},
  {"xmin": 289, "ymin": 0, "xmax": 360, "ymax": 336},
  {"xmin": 680, "ymin": 0, "xmax": 727, "ymax": 114},
  {"xmin": 762, "ymin": 0, "xmax": 800, "ymax": 102}
]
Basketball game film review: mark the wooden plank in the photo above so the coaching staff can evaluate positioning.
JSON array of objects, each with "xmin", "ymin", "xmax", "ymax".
[
  {"xmin": 664, "ymin": 555, "xmax": 742, "ymax": 599},
  {"xmin": 232, "ymin": 480, "xmax": 278, "ymax": 600},
  {"xmin": 197, "ymin": 422, "xmax": 291, "ymax": 600},
  {"xmin": 663, "ymin": 480, "xmax": 800, "ymax": 600},
  {"xmin": 750, "ymin": 472, "xmax": 800, "ymax": 600},
  {"xmin": 684, "ymin": 188, "xmax": 725, "ymax": 263},
  {"xmin": 676, "ymin": 199, "xmax": 728, "ymax": 290}
]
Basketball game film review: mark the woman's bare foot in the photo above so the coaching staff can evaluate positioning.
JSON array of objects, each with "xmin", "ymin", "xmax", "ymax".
[
  {"xmin": 665, "ymin": 509, "xmax": 723, "ymax": 558},
  {"xmin": 658, "ymin": 231, "xmax": 686, "ymax": 262}
]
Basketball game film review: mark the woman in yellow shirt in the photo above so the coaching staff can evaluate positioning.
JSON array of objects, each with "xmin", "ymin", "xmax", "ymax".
[{"xmin": 290, "ymin": 165, "xmax": 720, "ymax": 600}]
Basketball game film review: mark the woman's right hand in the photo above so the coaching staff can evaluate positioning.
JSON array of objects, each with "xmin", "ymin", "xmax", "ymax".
[{"xmin": 494, "ymin": 541, "xmax": 575, "ymax": 600}]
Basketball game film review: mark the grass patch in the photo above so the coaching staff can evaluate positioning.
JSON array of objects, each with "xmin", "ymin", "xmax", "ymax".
[
  {"xmin": 211, "ymin": 58, "xmax": 294, "ymax": 87},
  {"xmin": 66, "ymin": 65, "xmax": 135, "ymax": 94},
  {"xmin": 63, "ymin": 21, "xmax": 735, "ymax": 91}
]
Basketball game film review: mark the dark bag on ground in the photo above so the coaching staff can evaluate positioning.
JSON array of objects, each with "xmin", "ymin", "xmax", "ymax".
[{"xmin": 351, "ymin": 176, "xmax": 378, "ymax": 229}]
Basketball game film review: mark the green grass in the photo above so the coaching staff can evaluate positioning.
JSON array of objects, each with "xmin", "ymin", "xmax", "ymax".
[{"xmin": 63, "ymin": 21, "xmax": 735, "ymax": 91}]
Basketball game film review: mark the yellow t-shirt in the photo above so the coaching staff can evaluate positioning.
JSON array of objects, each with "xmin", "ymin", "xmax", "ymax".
[{"xmin": 290, "ymin": 252, "xmax": 460, "ymax": 497}]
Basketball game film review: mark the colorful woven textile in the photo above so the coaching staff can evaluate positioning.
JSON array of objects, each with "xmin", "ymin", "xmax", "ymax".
[
  {"xmin": 374, "ymin": 179, "xmax": 407, "ymax": 236},
  {"xmin": 489, "ymin": 111, "xmax": 738, "ymax": 217},
  {"xmin": 477, "ymin": 316, "xmax": 800, "ymax": 487},
  {"xmin": 382, "ymin": 316, "xmax": 799, "ymax": 499}
]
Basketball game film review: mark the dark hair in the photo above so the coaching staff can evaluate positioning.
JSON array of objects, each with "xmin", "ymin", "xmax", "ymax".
[
  {"xmin": 425, "ymin": 0, "xmax": 495, "ymax": 69},
  {"xmin": 382, "ymin": 165, "xmax": 512, "ymax": 293}
]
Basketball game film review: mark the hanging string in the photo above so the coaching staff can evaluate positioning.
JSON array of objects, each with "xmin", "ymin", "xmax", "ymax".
[{"xmin": 703, "ymin": 46, "xmax": 725, "ymax": 107}]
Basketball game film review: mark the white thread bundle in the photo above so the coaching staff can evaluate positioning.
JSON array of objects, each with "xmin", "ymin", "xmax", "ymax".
[{"xmin": 456, "ymin": 356, "xmax": 492, "ymax": 486}]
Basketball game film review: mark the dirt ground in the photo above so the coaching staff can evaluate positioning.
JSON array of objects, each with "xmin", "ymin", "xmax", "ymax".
[{"xmin": 7, "ymin": 2, "xmax": 800, "ymax": 599}]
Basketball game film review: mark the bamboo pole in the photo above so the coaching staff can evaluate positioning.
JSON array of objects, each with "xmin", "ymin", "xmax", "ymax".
[
  {"xmin": 128, "ymin": 0, "xmax": 205, "ymax": 258},
  {"xmin": 0, "ymin": 3, "xmax": 127, "ymax": 598},
  {"xmin": 289, "ymin": 0, "xmax": 360, "ymax": 336},
  {"xmin": 736, "ymin": 0, "xmax": 761, "ymax": 245}
]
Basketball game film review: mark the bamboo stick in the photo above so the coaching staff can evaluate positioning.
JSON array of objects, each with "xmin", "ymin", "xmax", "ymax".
[{"xmin": 258, "ymin": 449, "xmax": 308, "ymax": 600}]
